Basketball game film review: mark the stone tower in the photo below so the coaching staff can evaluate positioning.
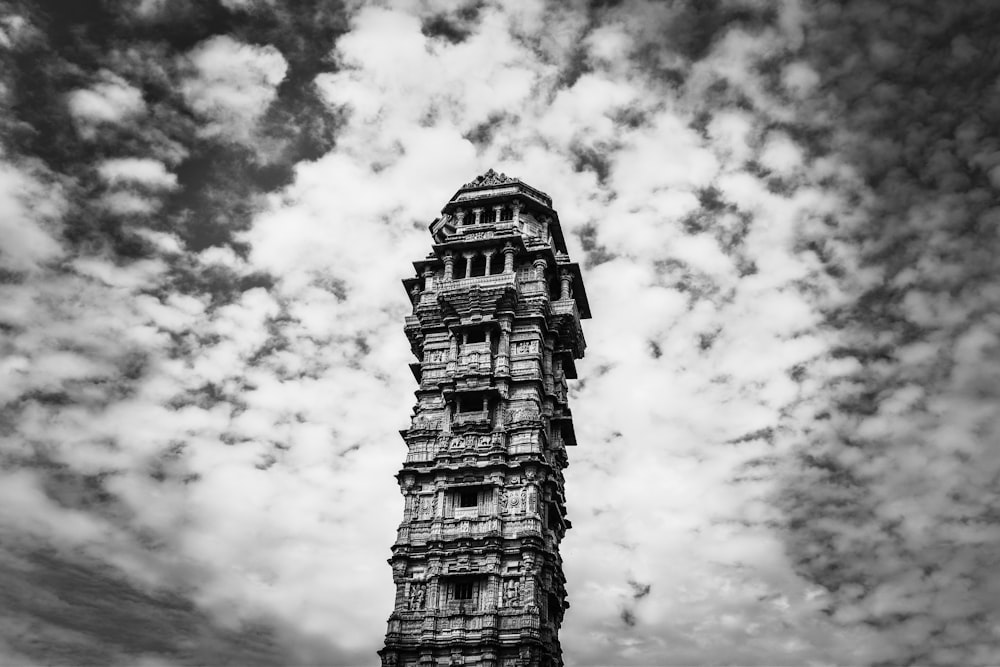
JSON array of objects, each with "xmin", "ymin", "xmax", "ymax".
[{"xmin": 380, "ymin": 170, "xmax": 590, "ymax": 667}]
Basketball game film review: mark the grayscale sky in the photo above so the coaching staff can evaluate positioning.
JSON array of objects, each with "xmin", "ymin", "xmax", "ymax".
[{"xmin": 2, "ymin": 0, "xmax": 999, "ymax": 665}]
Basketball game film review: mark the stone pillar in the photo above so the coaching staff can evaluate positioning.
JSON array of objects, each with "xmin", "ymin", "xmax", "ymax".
[
  {"xmin": 447, "ymin": 331, "xmax": 459, "ymax": 375},
  {"xmin": 533, "ymin": 257, "xmax": 547, "ymax": 280},
  {"xmin": 495, "ymin": 315, "xmax": 511, "ymax": 376},
  {"xmin": 543, "ymin": 333, "xmax": 554, "ymax": 396},
  {"xmin": 463, "ymin": 252, "xmax": 474, "ymax": 278},
  {"xmin": 512, "ymin": 201, "xmax": 521, "ymax": 226},
  {"xmin": 423, "ymin": 266, "xmax": 435, "ymax": 291},
  {"xmin": 443, "ymin": 252, "xmax": 454, "ymax": 281},
  {"xmin": 455, "ymin": 209, "xmax": 466, "ymax": 225},
  {"xmin": 502, "ymin": 243, "xmax": 515, "ymax": 273},
  {"xmin": 484, "ymin": 249, "xmax": 494, "ymax": 275},
  {"xmin": 493, "ymin": 205, "xmax": 503, "ymax": 223},
  {"xmin": 473, "ymin": 208, "xmax": 483, "ymax": 225},
  {"xmin": 559, "ymin": 269, "xmax": 572, "ymax": 300}
]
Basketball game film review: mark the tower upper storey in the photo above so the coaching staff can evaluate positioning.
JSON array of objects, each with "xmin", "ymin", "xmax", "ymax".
[{"xmin": 416, "ymin": 168, "xmax": 591, "ymax": 323}]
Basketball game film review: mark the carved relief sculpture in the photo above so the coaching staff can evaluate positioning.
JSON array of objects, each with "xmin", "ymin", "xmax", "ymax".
[{"xmin": 380, "ymin": 170, "xmax": 591, "ymax": 667}]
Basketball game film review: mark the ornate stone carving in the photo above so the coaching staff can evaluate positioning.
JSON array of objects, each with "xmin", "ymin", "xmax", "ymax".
[
  {"xmin": 408, "ymin": 582, "xmax": 426, "ymax": 610},
  {"xmin": 511, "ymin": 340, "xmax": 538, "ymax": 355},
  {"xmin": 425, "ymin": 349, "xmax": 447, "ymax": 363},
  {"xmin": 502, "ymin": 578, "xmax": 521, "ymax": 607},
  {"xmin": 462, "ymin": 168, "xmax": 517, "ymax": 189},
  {"xmin": 385, "ymin": 173, "xmax": 589, "ymax": 666}
]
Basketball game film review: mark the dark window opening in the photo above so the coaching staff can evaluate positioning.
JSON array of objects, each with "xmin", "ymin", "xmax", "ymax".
[
  {"xmin": 547, "ymin": 505, "xmax": 559, "ymax": 529},
  {"xmin": 453, "ymin": 256, "xmax": 467, "ymax": 279},
  {"xmin": 489, "ymin": 255, "xmax": 504, "ymax": 275},
  {"xmin": 547, "ymin": 593, "xmax": 560, "ymax": 621},
  {"xmin": 466, "ymin": 328, "xmax": 486, "ymax": 344},
  {"xmin": 457, "ymin": 394, "xmax": 483, "ymax": 413},
  {"xmin": 458, "ymin": 489, "xmax": 478, "ymax": 508},
  {"xmin": 470, "ymin": 255, "xmax": 487, "ymax": 277},
  {"xmin": 499, "ymin": 206, "xmax": 513, "ymax": 221},
  {"xmin": 454, "ymin": 580, "xmax": 474, "ymax": 600}
]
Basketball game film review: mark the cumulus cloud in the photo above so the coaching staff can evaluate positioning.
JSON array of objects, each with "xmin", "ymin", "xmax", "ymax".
[
  {"xmin": 0, "ymin": 160, "xmax": 66, "ymax": 272},
  {"xmin": 98, "ymin": 158, "xmax": 178, "ymax": 190},
  {"xmin": 180, "ymin": 35, "xmax": 288, "ymax": 143},
  {"xmin": 67, "ymin": 70, "xmax": 146, "ymax": 138}
]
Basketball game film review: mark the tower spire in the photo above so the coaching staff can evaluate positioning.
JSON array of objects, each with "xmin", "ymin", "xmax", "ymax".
[{"xmin": 381, "ymin": 172, "xmax": 590, "ymax": 667}]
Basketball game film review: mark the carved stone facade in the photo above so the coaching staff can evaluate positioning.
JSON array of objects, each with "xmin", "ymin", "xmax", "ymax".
[{"xmin": 380, "ymin": 172, "xmax": 591, "ymax": 667}]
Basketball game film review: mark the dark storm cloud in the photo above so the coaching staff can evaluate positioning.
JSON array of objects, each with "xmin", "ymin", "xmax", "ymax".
[
  {"xmin": 0, "ymin": 538, "xmax": 303, "ymax": 666},
  {"xmin": 3, "ymin": 0, "xmax": 345, "ymax": 270},
  {"xmin": 768, "ymin": 1, "xmax": 1000, "ymax": 663}
]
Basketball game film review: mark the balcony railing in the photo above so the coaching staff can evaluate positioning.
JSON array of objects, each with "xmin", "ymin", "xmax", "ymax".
[
  {"xmin": 440, "ymin": 272, "xmax": 516, "ymax": 292},
  {"xmin": 453, "ymin": 411, "xmax": 491, "ymax": 427},
  {"xmin": 549, "ymin": 297, "xmax": 578, "ymax": 318}
]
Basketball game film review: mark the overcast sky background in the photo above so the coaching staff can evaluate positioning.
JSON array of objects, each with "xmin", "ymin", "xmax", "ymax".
[{"xmin": 2, "ymin": 0, "xmax": 999, "ymax": 665}]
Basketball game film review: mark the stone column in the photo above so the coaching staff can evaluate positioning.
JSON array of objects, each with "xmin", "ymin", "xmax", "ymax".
[
  {"xmin": 502, "ymin": 243, "xmax": 515, "ymax": 273},
  {"xmin": 473, "ymin": 208, "xmax": 483, "ymax": 225},
  {"xmin": 495, "ymin": 315, "xmax": 511, "ymax": 376},
  {"xmin": 543, "ymin": 333, "xmax": 554, "ymax": 396},
  {"xmin": 455, "ymin": 209, "xmax": 466, "ymax": 225},
  {"xmin": 484, "ymin": 249, "xmax": 495, "ymax": 275},
  {"xmin": 512, "ymin": 201, "xmax": 521, "ymax": 226},
  {"xmin": 559, "ymin": 269, "xmax": 572, "ymax": 300},
  {"xmin": 447, "ymin": 330, "xmax": 459, "ymax": 375},
  {"xmin": 443, "ymin": 252, "xmax": 454, "ymax": 281},
  {"xmin": 423, "ymin": 266, "xmax": 435, "ymax": 291},
  {"xmin": 533, "ymin": 257, "xmax": 547, "ymax": 280},
  {"xmin": 442, "ymin": 402, "xmax": 452, "ymax": 434},
  {"xmin": 463, "ymin": 251, "xmax": 474, "ymax": 278},
  {"xmin": 493, "ymin": 205, "xmax": 503, "ymax": 223}
]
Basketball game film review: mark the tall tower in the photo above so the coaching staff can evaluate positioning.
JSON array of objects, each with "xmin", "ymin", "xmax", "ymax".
[{"xmin": 380, "ymin": 170, "xmax": 590, "ymax": 667}]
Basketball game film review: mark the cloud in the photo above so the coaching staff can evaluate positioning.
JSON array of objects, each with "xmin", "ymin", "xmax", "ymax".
[
  {"xmin": 67, "ymin": 70, "xmax": 146, "ymax": 138},
  {"xmin": 97, "ymin": 158, "xmax": 178, "ymax": 190},
  {"xmin": 179, "ymin": 35, "xmax": 288, "ymax": 143},
  {"xmin": 0, "ymin": 160, "xmax": 66, "ymax": 272}
]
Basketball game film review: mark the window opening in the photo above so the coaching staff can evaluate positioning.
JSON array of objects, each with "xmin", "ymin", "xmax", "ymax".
[
  {"xmin": 470, "ymin": 255, "xmax": 487, "ymax": 277},
  {"xmin": 454, "ymin": 580, "xmax": 474, "ymax": 600},
  {"xmin": 458, "ymin": 489, "xmax": 478, "ymax": 508},
  {"xmin": 466, "ymin": 328, "xmax": 486, "ymax": 344},
  {"xmin": 457, "ymin": 394, "xmax": 482, "ymax": 413},
  {"xmin": 453, "ymin": 256, "xmax": 467, "ymax": 279}
]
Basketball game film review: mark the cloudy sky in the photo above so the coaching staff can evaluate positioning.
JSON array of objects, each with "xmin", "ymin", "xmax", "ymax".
[{"xmin": 2, "ymin": 0, "xmax": 999, "ymax": 665}]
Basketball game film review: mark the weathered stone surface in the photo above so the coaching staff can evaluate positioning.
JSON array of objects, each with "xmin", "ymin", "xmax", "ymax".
[{"xmin": 380, "ymin": 172, "xmax": 589, "ymax": 667}]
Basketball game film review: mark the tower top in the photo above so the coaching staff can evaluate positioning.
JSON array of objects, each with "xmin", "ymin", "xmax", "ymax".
[{"xmin": 445, "ymin": 168, "xmax": 553, "ymax": 210}]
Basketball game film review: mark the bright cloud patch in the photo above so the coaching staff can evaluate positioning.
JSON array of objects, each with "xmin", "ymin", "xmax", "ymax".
[
  {"xmin": 97, "ymin": 158, "xmax": 178, "ymax": 190},
  {"xmin": 67, "ymin": 70, "xmax": 146, "ymax": 137},
  {"xmin": 180, "ymin": 35, "xmax": 288, "ymax": 143}
]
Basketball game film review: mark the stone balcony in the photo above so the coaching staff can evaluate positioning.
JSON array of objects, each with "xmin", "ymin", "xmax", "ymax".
[
  {"xmin": 452, "ymin": 410, "xmax": 492, "ymax": 429},
  {"xmin": 396, "ymin": 517, "xmax": 503, "ymax": 545},
  {"xmin": 439, "ymin": 271, "xmax": 516, "ymax": 292},
  {"xmin": 385, "ymin": 610, "xmax": 542, "ymax": 645}
]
